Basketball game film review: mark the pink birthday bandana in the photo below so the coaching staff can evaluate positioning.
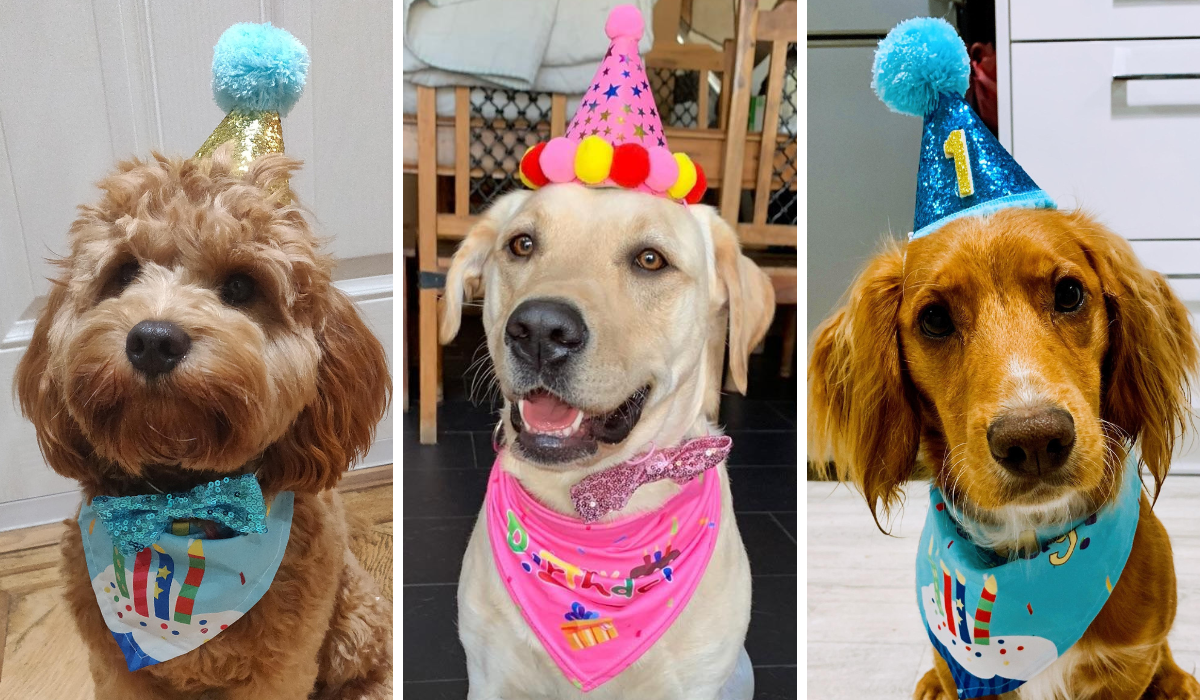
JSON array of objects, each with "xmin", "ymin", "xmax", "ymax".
[{"xmin": 485, "ymin": 441, "xmax": 726, "ymax": 691}]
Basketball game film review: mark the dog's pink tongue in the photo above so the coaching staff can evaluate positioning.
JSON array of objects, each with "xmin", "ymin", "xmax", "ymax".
[{"xmin": 522, "ymin": 393, "xmax": 581, "ymax": 432}]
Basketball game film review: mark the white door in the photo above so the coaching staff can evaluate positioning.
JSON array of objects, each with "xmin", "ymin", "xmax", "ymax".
[{"xmin": 0, "ymin": 0, "xmax": 394, "ymax": 531}]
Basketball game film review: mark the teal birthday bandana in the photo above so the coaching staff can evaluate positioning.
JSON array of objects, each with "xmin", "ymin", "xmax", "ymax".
[
  {"xmin": 79, "ymin": 479, "xmax": 293, "ymax": 672},
  {"xmin": 917, "ymin": 457, "xmax": 1142, "ymax": 697}
]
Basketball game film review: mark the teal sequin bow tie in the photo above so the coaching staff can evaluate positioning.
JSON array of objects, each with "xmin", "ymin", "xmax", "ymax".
[{"xmin": 91, "ymin": 473, "xmax": 269, "ymax": 556}]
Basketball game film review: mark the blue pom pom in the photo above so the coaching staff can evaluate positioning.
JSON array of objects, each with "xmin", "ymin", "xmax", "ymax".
[
  {"xmin": 872, "ymin": 17, "xmax": 969, "ymax": 117},
  {"xmin": 212, "ymin": 23, "xmax": 309, "ymax": 116}
]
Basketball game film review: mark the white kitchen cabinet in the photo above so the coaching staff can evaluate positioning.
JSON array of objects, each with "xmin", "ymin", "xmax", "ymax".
[
  {"xmin": 999, "ymin": 1, "xmax": 1200, "ymax": 472},
  {"xmin": 1011, "ymin": 39, "xmax": 1200, "ymax": 241},
  {"xmin": 1009, "ymin": 1, "xmax": 1200, "ymax": 42}
]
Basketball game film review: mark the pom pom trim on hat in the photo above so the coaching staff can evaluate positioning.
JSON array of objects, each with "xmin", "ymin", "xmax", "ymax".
[
  {"xmin": 684, "ymin": 163, "xmax": 707, "ymax": 205},
  {"xmin": 212, "ymin": 22, "xmax": 310, "ymax": 116},
  {"xmin": 610, "ymin": 143, "xmax": 651, "ymax": 188},
  {"xmin": 605, "ymin": 4, "xmax": 645, "ymax": 41},
  {"xmin": 518, "ymin": 140, "xmax": 706, "ymax": 204},
  {"xmin": 872, "ymin": 17, "xmax": 969, "ymax": 118},
  {"xmin": 519, "ymin": 143, "xmax": 550, "ymax": 188}
]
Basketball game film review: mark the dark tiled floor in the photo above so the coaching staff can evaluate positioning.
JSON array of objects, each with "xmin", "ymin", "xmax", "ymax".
[{"xmin": 402, "ymin": 313, "xmax": 797, "ymax": 698}]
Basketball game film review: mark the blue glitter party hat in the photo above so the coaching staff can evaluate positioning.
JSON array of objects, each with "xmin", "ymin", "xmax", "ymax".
[{"xmin": 873, "ymin": 17, "xmax": 1054, "ymax": 240}]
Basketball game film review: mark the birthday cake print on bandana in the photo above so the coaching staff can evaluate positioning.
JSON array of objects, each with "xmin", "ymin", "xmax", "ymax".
[
  {"xmin": 916, "ymin": 455, "xmax": 1142, "ymax": 697},
  {"xmin": 79, "ymin": 476, "xmax": 294, "ymax": 672},
  {"xmin": 486, "ymin": 438, "xmax": 728, "ymax": 691}
]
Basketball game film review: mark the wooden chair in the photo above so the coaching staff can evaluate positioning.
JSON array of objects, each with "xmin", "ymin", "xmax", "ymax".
[
  {"xmin": 720, "ymin": 0, "xmax": 798, "ymax": 379},
  {"xmin": 404, "ymin": 1, "xmax": 776, "ymax": 443}
]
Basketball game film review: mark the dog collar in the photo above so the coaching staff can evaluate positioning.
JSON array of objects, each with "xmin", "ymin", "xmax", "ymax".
[
  {"xmin": 486, "ymin": 452, "xmax": 722, "ymax": 691},
  {"xmin": 79, "ymin": 490, "xmax": 293, "ymax": 672},
  {"xmin": 916, "ymin": 455, "xmax": 1142, "ymax": 697}
]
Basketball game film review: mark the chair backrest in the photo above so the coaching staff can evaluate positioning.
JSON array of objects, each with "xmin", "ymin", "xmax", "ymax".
[{"xmin": 719, "ymin": 0, "xmax": 798, "ymax": 248}]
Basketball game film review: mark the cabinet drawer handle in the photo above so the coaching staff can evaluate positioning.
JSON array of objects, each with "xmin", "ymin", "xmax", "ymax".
[{"xmin": 1114, "ymin": 72, "xmax": 1200, "ymax": 81}]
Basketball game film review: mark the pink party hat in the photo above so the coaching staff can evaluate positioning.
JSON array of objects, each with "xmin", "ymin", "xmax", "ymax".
[{"xmin": 519, "ymin": 5, "xmax": 707, "ymax": 204}]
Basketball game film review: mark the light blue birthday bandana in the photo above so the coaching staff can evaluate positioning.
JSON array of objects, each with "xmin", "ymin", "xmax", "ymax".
[
  {"xmin": 916, "ymin": 457, "xmax": 1142, "ymax": 697},
  {"xmin": 79, "ymin": 483, "xmax": 293, "ymax": 672}
]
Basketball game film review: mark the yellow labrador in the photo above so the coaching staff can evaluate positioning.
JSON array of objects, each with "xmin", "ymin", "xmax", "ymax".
[{"xmin": 440, "ymin": 183, "xmax": 775, "ymax": 699}]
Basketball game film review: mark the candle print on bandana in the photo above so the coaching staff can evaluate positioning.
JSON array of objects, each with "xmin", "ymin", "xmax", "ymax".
[
  {"xmin": 486, "ymin": 455, "xmax": 723, "ymax": 692},
  {"xmin": 916, "ymin": 457, "xmax": 1142, "ymax": 697},
  {"xmin": 79, "ymin": 491, "xmax": 294, "ymax": 672}
]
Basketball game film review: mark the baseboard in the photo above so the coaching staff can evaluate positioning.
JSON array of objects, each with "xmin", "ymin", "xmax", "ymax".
[
  {"xmin": 0, "ymin": 491, "xmax": 83, "ymax": 535},
  {"xmin": 341, "ymin": 463, "xmax": 393, "ymax": 492},
  {"xmin": 358, "ymin": 437, "xmax": 393, "ymax": 470}
]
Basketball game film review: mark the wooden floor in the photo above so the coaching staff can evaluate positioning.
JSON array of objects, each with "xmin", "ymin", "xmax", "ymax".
[
  {"xmin": 0, "ymin": 467, "xmax": 393, "ymax": 699},
  {"xmin": 808, "ymin": 477, "xmax": 1200, "ymax": 699}
]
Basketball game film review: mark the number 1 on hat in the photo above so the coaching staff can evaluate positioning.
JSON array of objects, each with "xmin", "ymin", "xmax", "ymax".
[{"xmin": 943, "ymin": 129, "xmax": 975, "ymax": 198}]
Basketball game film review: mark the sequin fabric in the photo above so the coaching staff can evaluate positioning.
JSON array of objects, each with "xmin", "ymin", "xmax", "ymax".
[
  {"xmin": 193, "ymin": 108, "xmax": 290, "ymax": 201},
  {"xmin": 913, "ymin": 95, "xmax": 1054, "ymax": 239},
  {"xmin": 91, "ymin": 473, "xmax": 268, "ymax": 557},
  {"xmin": 195, "ymin": 109, "xmax": 283, "ymax": 174},
  {"xmin": 569, "ymin": 435, "xmax": 733, "ymax": 522}
]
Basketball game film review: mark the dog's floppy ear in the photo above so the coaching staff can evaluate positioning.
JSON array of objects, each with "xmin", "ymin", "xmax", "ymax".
[
  {"xmin": 14, "ymin": 283, "xmax": 102, "ymax": 487},
  {"xmin": 695, "ymin": 207, "xmax": 776, "ymax": 394},
  {"xmin": 1072, "ymin": 214, "xmax": 1199, "ymax": 492},
  {"xmin": 808, "ymin": 241, "xmax": 920, "ymax": 528},
  {"xmin": 440, "ymin": 190, "xmax": 531, "ymax": 344},
  {"xmin": 262, "ymin": 288, "xmax": 391, "ymax": 492}
]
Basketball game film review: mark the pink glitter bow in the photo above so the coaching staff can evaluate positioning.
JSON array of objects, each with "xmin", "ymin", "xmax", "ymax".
[{"xmin": 569, "ymin": 435, "xmax": 733, "ymax": 522}]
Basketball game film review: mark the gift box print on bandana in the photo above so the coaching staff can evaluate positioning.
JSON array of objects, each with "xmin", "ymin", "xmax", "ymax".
[
  {"xmin": 487, "ymin": 454, "xmax": 723, "ymax": 692},
  {"xmin": 79, "ymin": 486, "xmax": 294, "ymax": 672},
  {"xmin": 916, "ymin": 458, "xmax": 1141, "ymax": 698}
]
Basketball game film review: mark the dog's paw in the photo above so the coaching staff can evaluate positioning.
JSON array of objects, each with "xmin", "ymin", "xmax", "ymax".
[
  {"xmin": 913, "ymin": 669, "xmax": 950, "ymax": 700},
  {"xmin": 1147, "ymin": 668, "xmax": 1200, "ymax": 700}
]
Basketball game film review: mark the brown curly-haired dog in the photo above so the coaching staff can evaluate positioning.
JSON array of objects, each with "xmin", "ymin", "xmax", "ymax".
[{"xmin": 14, "ymin": 146, "xmax": 392, "ymax": 699}]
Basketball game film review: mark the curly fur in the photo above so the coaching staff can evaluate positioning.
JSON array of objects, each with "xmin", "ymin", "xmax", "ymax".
[{"xmin": 14, "ymin": 145, "xmax": 392, "ymax": 699}]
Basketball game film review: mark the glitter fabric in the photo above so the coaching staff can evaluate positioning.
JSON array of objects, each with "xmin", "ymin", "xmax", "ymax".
[
  {"xmin": 569, "ymin": 435, "xmax": 733, "ymax": 522},
  {"xmin": 194, "ymin": 109, "xmax": 284, "ymax": 177},
  {"xmin": 912, "ymin": 94, "xmax": 1054, "ymax": 240},
  {"xmin": 91, "ymin": 473, "xmax": 269, "ymax": 557}
]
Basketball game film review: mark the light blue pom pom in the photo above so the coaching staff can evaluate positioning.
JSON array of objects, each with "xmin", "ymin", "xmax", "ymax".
[
  {"xmin": 872, "ymin": 17, "xmax": 969, "ymax": 117},
  {"xmin": 212, "ymin": 23, "xmax": 309, "ymax": 116}
]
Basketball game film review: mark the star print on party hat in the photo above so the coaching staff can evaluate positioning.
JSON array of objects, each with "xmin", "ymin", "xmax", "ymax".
[
  {"xmin": 518, "ymin": 5, "xmax": 707, "ymax": 204},
  {"xmin": 873, "ymin": 17, "xmax": 1054, "ymax": 240}
]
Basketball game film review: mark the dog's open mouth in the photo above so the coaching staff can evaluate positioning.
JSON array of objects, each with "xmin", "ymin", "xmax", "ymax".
[{"xmin": 509, "ymin": 386, "xmax": 650, "ymax": 465}]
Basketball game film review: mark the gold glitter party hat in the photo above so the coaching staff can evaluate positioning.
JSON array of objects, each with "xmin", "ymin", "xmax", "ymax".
[{"xmin": 195, "ymin": 23, "xmax": 309, "ymax": 187}]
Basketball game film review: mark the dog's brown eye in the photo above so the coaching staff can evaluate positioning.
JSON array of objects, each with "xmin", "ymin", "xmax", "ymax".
[
  {"xmin": 634, "ymin": 249, "xmax": 667, "ymax": 271},
  {"xmin": 919, "ymin": 305, "xmax": 954, "ymax": 338},
  {"xmin": 508, "ymin": 234, "xmax": 535, "ymax": 257},
  {"xmin": 116, "ymin": 261, "xmax": 140, "ymax": 289},
  {"xmin": 1054, "ymin": 278, "xmax": 1084, "ymax": 312},
  {"xmin": 221, "ymin": 273, "xmax": 256, "ymax": 305}
]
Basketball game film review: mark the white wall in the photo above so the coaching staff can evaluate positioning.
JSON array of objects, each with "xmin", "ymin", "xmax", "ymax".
[{"xmin": 0, "ymin": 0, "xmax": 393, "ymax": 531}]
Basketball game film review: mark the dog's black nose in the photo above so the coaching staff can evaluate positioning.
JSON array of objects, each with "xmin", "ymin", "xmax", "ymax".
[
  {"xmin": 126, "ymin": 320, "xmax": 191, "ymax": 377},
  {"xmin": 987, "ymin": 407, "xmax": 1075, "ymax": 477},
  {"xmin": 505, "ymin": 299, "xmax": 588, "ymax": 371}
]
